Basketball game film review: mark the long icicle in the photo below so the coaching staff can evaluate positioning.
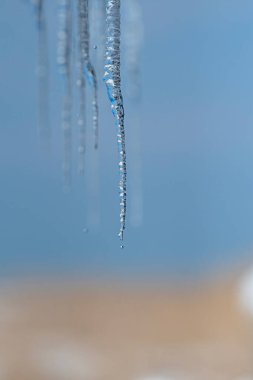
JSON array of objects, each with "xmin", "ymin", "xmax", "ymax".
[
  {"xmin": 77, "ymin": 0, "xmax": 87, "ymax": 174},
  {"xmin": 104, "ymin": 0, "xmax": 127, "ymax": 246},
  {"xmin": 57, "ymin": 0, "xmax": 73, "ymax": 189},
  {"xmin": 80, "ymin": 0, "xmax": 99, "ymax": 150},
  {"xmin": 32, "ymin": 0, "xmax": 50, "ymax": 146}
]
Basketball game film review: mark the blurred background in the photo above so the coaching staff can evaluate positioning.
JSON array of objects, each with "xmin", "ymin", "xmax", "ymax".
[{"xmin": 1, "ymin": 0, "xmax": 253, "ymax": 378}]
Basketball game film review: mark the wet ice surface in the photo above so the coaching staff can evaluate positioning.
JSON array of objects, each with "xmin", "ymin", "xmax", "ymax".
[{"xmin": 104, "ymin": 0, "xmax": 127, "ymax": 243}]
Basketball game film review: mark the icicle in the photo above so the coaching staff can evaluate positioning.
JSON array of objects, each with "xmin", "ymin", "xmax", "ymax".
[
  {"xmin": 104, "ymin": 0, "xmax": 127, "ymax": 244},
  {"xmin": 32, "ymin": 0, "xmax": 50, "ymax": 147},
  {"xmin": 79, "ymin": 0, "xmax": 99, "ymax": 150},
  {"xmin": 57, "ymin": 0, "xmax": 73, "ymax": 189},
  {"xmin": 77, "ymin": 73, "xmax": 86, "ymax": 175},
  {"xmin": 77, "ymin": 0, "xmax": 86, "ymax": 175}
]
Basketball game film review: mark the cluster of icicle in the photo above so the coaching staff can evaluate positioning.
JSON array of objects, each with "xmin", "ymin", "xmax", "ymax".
[{"xmin": 32, "ymin": 0, "xmax": 143, "ymax": 247}]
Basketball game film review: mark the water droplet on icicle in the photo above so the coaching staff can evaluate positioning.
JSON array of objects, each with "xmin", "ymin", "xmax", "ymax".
[{"xmin": 104, "ymin": 0, "xmax": 127, "ymax": 245}]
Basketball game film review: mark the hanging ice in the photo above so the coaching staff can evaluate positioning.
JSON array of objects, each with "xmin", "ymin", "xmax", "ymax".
[
  {"xmin": 32, "ymin": 0, "xmax": 50, "ymax": 146},
  {"xmin": 29, "ymin": 0, "xmax": 139, "ymax": 245},
  {"xmin": 104, "ymin": 0, "xmax": 127, "ymax": 245},
  {"xmin": 77, "ymin": 0, "xmax": 87, "ymax": 175},
  {"xmin": 57, "ymin": 0, "xmax": 73, "ymax": 189},
  {"xmin": 79, "ymin": 0, "xmax": 99, "ymax": 150}
]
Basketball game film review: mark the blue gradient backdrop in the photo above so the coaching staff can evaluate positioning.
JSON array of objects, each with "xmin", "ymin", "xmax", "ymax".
[{"xmin": 1, "ymin": 0, "xmax": 253, "ymax": 280}]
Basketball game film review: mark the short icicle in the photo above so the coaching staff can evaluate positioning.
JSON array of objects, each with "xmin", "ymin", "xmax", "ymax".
[{"xmin": 104, "ymin": 0, "xmax": 127, "ymax": 245}]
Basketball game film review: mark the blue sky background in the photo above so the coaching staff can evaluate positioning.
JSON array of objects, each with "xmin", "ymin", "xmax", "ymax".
[{"xmin": 1, "ymin": 0, "xmax": 253, "ymax": 281}]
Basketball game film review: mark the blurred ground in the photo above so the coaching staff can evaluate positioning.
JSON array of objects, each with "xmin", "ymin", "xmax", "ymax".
[{"xmin": 0, "ymin": 271, "xmax": 253, "ymax": 379}]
